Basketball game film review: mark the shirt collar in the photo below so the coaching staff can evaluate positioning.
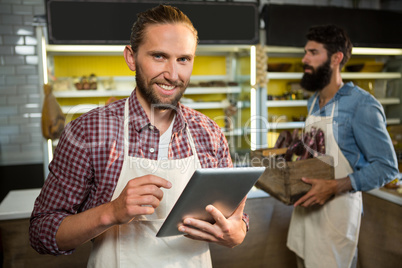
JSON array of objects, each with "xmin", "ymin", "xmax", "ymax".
[
  {"xmin": 312, "ymin": 81, "xmax": 355, "ymax": 99},
  {"xmin": 128, "ymin": 89, "xmax": 187, "ymax": 133},
  {"xmin": 337, "ymin": 81, "xmax": 354, "ymax": 96}
]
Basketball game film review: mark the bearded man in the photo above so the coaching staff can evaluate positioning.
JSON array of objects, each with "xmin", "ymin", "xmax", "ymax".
[
  {"xmin": 30, "ymin": 5, "xmax": 248, "ymax": 267},
  {"xmin": 287, "ymin": 24, "xmax": 398, "ymax": 268}
]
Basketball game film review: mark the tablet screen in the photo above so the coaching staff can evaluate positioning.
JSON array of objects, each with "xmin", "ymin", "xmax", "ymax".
[{"xmin": 156, "ymin": 167, "xmax": 266, "ymax": 237}]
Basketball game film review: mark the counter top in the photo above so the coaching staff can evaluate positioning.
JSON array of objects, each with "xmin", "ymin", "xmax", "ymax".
[
  {"xmin": 1, "ymin": 185, "xmax": 398, "ymax": 221},
  {"xmin": 367, "ymin": 187, "xmax": 402, "ymax": 206},
  {"xmin": 0, "ymin": 187, "xmax": 269, "ymax": 221},
  {"xmin": 0, "ymin": 188, "xmax": 41, "ymax": 221}
]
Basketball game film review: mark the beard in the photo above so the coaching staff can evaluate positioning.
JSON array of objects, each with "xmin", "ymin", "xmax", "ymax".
[
  {"xmin": 300, "ymin": 58, "xmax": 332, "ymax": 92},
  {"xmin": 135, "ymin": 63, "xmax": 187, "ymax": 110}
]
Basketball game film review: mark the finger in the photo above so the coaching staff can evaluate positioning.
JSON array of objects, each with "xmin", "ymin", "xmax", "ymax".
[
  {"xmin": 300, "ymin": 198, "xmax": 316, "ymax": 208},
  {"xmin": 301, "ymin": 177, "xmax": 313, "ymax": 184},
  {"xmin": 294, "ymin": 192, "xmax": 313, "ymax": 207},
  {"xmin": 125, "ymin": 184, "xmax": 165, "ymax": 201},
  {"xmin": 128, "ymin": 175, "xmax": 172, "ymax": 189},
  {"xmin": 205, "ymin": 205, "xmax": 228, "ymax": 227},
  {"xmin": 178, "ymin": 220, "xmax": 218, "ymax": 242}
]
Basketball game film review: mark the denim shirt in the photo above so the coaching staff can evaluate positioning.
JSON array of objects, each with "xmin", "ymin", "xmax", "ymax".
[{"xmin": 307, "ymin": 82, "xmax": 399, "ymax": 191}]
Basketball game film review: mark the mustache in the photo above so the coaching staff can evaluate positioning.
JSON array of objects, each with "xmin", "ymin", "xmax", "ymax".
[
  {"xmin": 151, "ymin": 78, "xmax": 185, "ymax": 87},
  {"xmin": 303, "ymin": 64, "xmax": 314, "ymax": 71}
]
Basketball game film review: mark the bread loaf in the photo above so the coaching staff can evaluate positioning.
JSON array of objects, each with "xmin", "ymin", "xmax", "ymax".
[{"xmin": 41, "ymin": 84, "xmax": 65, "ymax": 139}]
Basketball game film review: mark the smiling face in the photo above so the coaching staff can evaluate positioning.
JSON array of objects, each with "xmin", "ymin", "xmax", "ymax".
[
  {"xmin": 130, "ymin": 23, "xmax": 197, "ymax": 110},
  {"xmin": 300, "ymin": 41, "xmax": 333, "ymax": 92}
]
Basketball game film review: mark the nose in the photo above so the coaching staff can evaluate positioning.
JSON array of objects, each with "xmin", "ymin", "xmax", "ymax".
[
  {"xmin": 302, "ymin": 53, "xmax": 309, "ymax": 64},
  {"xmin": 302, "ymin": 54, "xmax": 308, "ymax": 65},
  {"xmin": 164, "ymin": 60, "xmax": 179, "ymax": 81}
]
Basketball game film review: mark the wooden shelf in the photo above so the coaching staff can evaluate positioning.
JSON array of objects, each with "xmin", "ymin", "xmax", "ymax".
[
  {"xmin": 266, "ymin": 100, "xmax": 307, "ymax": 107},
  {"xmin": 267, "ymin": 72, "xmax": 402, "ymax": 80},
  {"xmin": 46, "ymin": 44, "xmax": 252, "ymax": 56},
  {"xmin": 387, "ymin": 118, "xmax": 401, "ymax": 125},
  {"xmin": 61, "ymin": 101, "xmax": 231, "ymax": 114},
  {"xmin": 54, "ymin": 86, "xmax": 241, "ymax": 98},
  {"xmin": 267, "ymin": 122, "xmax": 305, "ymax": 130},
  {"xmin": 264, "ymin": 98, "xmax": 400, "ymax": 107},
  {"xmin": 378, "ymin": 98, "xmax": 400, "ymax": 105}
]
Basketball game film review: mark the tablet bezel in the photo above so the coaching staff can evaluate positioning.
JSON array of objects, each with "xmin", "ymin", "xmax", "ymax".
[{"xmin": 156, "ymin": 167, "xmax": 266, "ymax": 237}]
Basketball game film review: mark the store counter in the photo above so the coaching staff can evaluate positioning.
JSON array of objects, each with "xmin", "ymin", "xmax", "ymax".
[
  {"xmin": 1, "ymin": 186, "xmax": 400, "ymax": 268},
  {"xmin": 0, "ymin": 188, "xmax": 41, "ymax": 221},
  {"xmin": 358, "ymin": 188, "xmax": 402, "ymax": 268},
  {"xmin": 0, "ymin": 188, "xmax": 296, "ymax": 268}
]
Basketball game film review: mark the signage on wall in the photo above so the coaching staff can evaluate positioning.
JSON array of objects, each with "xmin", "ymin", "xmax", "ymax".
[
  {"xmin": 262, "ymin": 4, "xmax": 402, "ymax": 48},
  {"xmin": 46, "ymin": 0, "xmax": 259, "ymax": 45}
]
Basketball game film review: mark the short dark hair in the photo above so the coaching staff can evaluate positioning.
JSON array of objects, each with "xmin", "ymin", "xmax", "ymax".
[
  {"xmin": 306, "ymin": 24, "xmax": 352, "ymax": 68},
  {"xmin": 130, "ymin": 5, "xmax": 198, "ymax": 53}
]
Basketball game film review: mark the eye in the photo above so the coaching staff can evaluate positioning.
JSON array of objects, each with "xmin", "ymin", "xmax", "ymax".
[
  {"xmin": 154, "ymin": 54, "xmax": 164, "ymax": 60},
  {"xmin": 178, "ymin": 57, "xmax": 190, "ymax": 63}
]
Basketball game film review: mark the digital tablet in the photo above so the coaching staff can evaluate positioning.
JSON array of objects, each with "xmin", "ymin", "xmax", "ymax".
[{"xmin": 156, "ymin": 167, "xmax": 266, "ymax": 237}]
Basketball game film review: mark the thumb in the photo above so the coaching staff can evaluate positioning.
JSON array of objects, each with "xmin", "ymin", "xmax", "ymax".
[{"xmin": 301, "ymin": 177, "xmax": 313, "ymax": 185}]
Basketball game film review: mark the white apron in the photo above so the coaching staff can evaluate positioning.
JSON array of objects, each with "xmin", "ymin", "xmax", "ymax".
[
  {"xmin": 87, "ymin": 99, "xmax": 211, "ymax": 268},
  {"xmin": 287, "ymin": 96, "xmax": 362, "ymax": 268}
]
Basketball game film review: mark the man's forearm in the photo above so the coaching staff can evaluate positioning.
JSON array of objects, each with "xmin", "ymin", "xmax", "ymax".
[
  {"xmin": 56, "ymin": 202, "xmax": 115, "ymax": 251},
  {"xmin": 334, "ymin": 176, "xmax": 353, "ymax": 195}
]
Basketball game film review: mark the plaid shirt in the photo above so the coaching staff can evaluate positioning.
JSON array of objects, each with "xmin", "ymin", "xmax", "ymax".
[{"xmin": 30, "ymin": 89, "xmax": 248, "ymax": 256}]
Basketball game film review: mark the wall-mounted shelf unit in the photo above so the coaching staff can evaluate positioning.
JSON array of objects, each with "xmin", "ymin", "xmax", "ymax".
[
  {"xmin": 37, "ymin": 24, "xmax": 254, "ymax": 175},
  {"xmin": 249, "ymin": 45, "xmax": 402, "ymax": 149}
]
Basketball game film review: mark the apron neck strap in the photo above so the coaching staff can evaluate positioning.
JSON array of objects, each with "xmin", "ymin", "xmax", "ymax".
[{"xmin": 308, "ymin": 95, "xmax": 336, "ymax": 118}]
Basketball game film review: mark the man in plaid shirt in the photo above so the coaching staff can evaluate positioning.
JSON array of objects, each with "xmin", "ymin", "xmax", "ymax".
[{"xmin": 30, "ymin": 5, "xmax": 248, "ymax": 267}]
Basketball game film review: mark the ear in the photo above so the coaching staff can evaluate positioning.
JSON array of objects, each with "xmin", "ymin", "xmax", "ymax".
[
  {"xmin": 124, "ymin": 45, "xmax": 136, "ymax": 72},
  {"xmin": 331, "ymin": 51, "xmax": 344, "ymax": 67}
]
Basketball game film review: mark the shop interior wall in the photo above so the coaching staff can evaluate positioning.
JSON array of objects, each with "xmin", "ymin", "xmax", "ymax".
[{"xmin": 0, "ymin": 0, "xmax": 401, "ymax": 202}]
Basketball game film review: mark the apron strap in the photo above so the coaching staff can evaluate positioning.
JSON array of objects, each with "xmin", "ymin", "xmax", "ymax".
[
  {"xmin": 124, "ymin": 98, "xmax": 130, "ymax": 159},
  {"xmin": 308, "ymin": 95, "xmax": 318, "ymax": 116},
  {"xmin": 185, "ymin": 125, "xmax": 200, "ymax": 164},
  {"xmin": 308, "ymin": 95, "xmax": 337, "ymax": 118}
]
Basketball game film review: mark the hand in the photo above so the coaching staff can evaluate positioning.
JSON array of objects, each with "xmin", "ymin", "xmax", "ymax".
[
  {"xmin": 108, "ymin": 175, "xmax": 172, "ymax": 225},
  {"xmin": 178, "ymin": 197, "xmax": 247, "ymax": 248},
  {"xmin": 293, "ymin": 177, "xmax": 337, "ymax": 207}
]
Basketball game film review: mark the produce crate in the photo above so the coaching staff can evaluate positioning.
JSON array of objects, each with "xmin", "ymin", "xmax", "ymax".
[{"xmin": 251, "ymin": 148, "xmax": 334, "ymax": 205}]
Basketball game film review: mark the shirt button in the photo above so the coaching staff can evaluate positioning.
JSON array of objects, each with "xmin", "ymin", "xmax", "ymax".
[
  {"xmin": 149, "ymin": 148, "xmax": 155, "ymax": 153},
  {"xmin": 149, "ymin": 125, "xmax": 154, "ymax": 130}
]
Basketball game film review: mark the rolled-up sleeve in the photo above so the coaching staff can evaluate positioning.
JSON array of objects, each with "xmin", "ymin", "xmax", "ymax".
[{"xmin": 29, "ymin": 121, "xmax": 93, "ymax": 255}]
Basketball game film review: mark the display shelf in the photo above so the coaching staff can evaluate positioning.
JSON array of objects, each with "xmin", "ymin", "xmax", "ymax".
[
  {"xmin": 185, "ymin": 86, "xmax": 241, "ymax": 94},
  {"xmin": 53, "ymin": 86, "xmax": 242, "ymax": 98},
  {"xmin": 222, "ymin": 128, "xmax": 243, "ymax": 137},
  {"xmin": 264, "ymin": 46, "xmax": 402, "ymax": 56},
  {"xmin": 239, "ymin": 72, "xmax": 402, "ymax": 81},
  {"xmin": 37, "ymin": 25, "xmax": 253, "ymax": 178},
  {"xmin": 54, "ymin": 90, "xmax": 131, "ymax": 98},
  {"xmin": 185, "ymin": 101, "xmax": 232, "ymax": 110},
  {"xmin": 267, "ymin": 72, "xmax": 402, "ymax": 80},
  {"xmin": 266, "ymin": 100, "xmax": 307, "ymax": 107},
  {"xmin": 61, "ymin": 101, "xmax": 233, "ymax": 114},
  {"xmin": 267, "ymin": 121, "xmax": 305, "ymax": 130},
  {"xmin": 254, "ymin": 45, "xmax": 402, "ymax": 150},
  {"xmin": 46, "ymin": 44, "xmax": 252, "ymax": 55},
  {"xmin": 387, "ymin": 118, "xmax": 401, "ymax": 125},
  {"xmin": 266, "ymin": 119, "xmax": 401, "ymax": 129},
  {"xmin": 377, "ymin": 98, "xmax": 400, "ymax": 105},
  {"xmin": 49, "ymin": 128, "xmax": 244, "ymax": 150},
  {"xmin": 264, "ymin": 98, "xmax": 400, "ymax": 108}
]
